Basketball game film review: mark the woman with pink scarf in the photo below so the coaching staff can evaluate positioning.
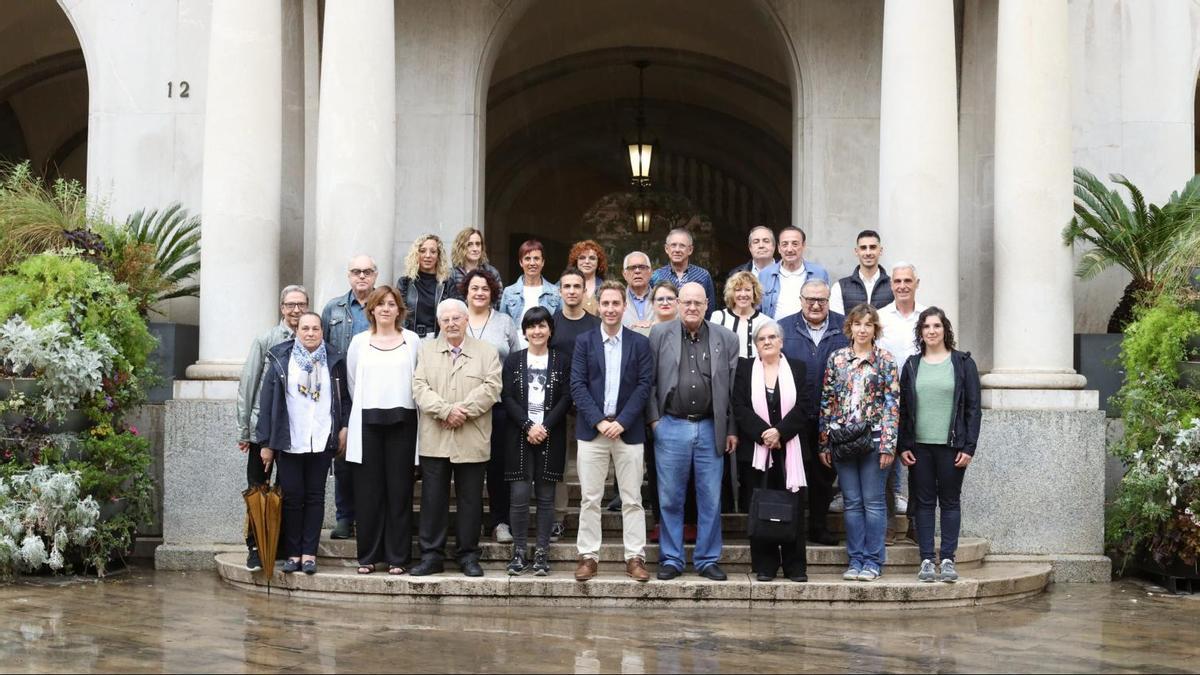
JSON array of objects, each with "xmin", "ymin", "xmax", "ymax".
[{"xmin": 731, "ymin": 319, "xmax": 811, "ymax": 582}]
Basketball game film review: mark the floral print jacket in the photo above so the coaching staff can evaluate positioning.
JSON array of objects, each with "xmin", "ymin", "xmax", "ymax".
[{"xmin": 818, "ymin": 346, "xmax": 900, "ymax": 456}]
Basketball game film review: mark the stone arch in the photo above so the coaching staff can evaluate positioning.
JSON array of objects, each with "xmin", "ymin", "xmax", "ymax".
[
  {"xmin": 0, "ymin": 1, "xmax": 88, "ymax": 182},
  {"xmin": 476, "ymin": 0, "xmax": 805, "ymax": 278}
]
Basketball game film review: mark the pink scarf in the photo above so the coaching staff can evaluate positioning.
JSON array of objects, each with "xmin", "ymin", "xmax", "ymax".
[{"xmin": 751, "ymin": 356, "xmax": 807, "ymax": 492}]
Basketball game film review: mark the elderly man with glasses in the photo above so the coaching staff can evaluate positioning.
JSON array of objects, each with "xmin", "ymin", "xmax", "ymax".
[
  {"xmin": 319, "ymin": 254, "xmax": 379, "ymax": 540},
  {"xmin": 778, "ymin": 279, "xmax": 848, "ymax": 545},
  {"xmin": 236, "ymin": 283, "xmax": 310, "ymax": 572},
  {"xmin": 621, "ymin": 251, "xmax": 655, "ymax": 329}
]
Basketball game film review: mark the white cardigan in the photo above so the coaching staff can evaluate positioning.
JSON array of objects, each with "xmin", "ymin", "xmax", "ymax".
[{"xmin": 344, "ymin": 328, "xmax": 421, "ymax": 464}]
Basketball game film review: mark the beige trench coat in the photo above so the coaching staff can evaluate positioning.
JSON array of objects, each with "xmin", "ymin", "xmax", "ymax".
[{"xmin": 412, "ymin": 335, "xmax": 502, "ymax": 463}]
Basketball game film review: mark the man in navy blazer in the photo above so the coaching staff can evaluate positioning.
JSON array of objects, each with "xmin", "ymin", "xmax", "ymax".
[{"xmin": 570, "ymin": 280, "xmax": 654, "ymax": 582}]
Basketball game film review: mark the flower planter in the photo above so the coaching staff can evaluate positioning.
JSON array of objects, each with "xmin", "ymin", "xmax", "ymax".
[
  {"xmin": 0, "ymin": 376, "xmax": 91, "ymax": 432},
  {"xmin": 1180, "ymin": 361, "xmax": 1200, "ymax": 391},
  {"xmin": 1074, "ymin": 333, "xmax": 1124, "ymax": 417},
  {"xmin": 1136, "ymin": 554, "xmax": 1200, "ymax": 594}
]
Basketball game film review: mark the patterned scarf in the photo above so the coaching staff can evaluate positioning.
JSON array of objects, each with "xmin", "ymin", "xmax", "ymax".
[{"xmin": 291, "ymin": 340, "xmax": 327, "ymax": 401}]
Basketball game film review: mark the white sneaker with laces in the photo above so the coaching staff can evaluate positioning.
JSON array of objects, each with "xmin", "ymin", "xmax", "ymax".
[{"xmin": 494, "ymin": 523, "xmax": 513, "ymax": 543}]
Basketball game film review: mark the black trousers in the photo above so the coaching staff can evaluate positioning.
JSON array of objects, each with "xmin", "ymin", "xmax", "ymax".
[
  {"xmin": 275, "ymin": 449, "xmax": 334, "ymax": 558},
  {"xmin": 245, "ymin": 442, "xmax": 276, "ymax": 551},
  {"xmin": 354, "ymin": 420, "xmax": 417, "ymax": 567},
  {"xmin": 803, "ymin": 425, "xmax": 836, "ymax": 538},
  {"xmin": 748, "ymin": 457, "xmax": 807, "ymax": 578},
  {"xmin": 418, "ymin": 457, "xmax": 486, "ymax": 564},
  {"xmin": 333, "ymin": 455, "xmax": 356, "ymax": 524},
  {"xmin": 509, "ymin": 477, "xmax": 556, "ymax": 551},
  {"xmin": 485, "ymin": 406, "xmax": 510, "ymax": 529}
]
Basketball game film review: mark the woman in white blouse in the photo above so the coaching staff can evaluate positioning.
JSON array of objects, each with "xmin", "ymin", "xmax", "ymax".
[
  {"xmin": 710, "ymin": 270, "xmax": 765, "ymax": 360},
  {"xmin": 345, "ymin": 286, "xmax": 422, "ymax": 575}
]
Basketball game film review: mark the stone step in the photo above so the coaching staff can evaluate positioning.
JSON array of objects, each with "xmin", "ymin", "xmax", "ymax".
[
  {"xmin": 214, "ymin": 552, "xmax": 1048, "ymax": 609},
  {"xmin": 315, "ymin": 532, "xmax": 986, "ymax": 573},
  {"xmin": 369, "ymin": 511, "xmax": 908, "ymax": 536}
]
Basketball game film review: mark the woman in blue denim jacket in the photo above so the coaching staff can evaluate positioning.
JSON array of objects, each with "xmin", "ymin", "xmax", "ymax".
[{"xmin": 500, "ymin": 239, "xmax": 562, "ymax": 341}]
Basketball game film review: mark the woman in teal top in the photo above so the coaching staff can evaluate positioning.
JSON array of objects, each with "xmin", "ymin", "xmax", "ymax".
[{"xmin": 897, "ymin": 307, "xmax": 981, "ymax": 584}]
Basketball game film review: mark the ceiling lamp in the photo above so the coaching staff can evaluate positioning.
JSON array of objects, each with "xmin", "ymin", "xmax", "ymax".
[
  {"xmin": 626, "ymin": 60, "xmax": 654, "ymax": 187},
  {"xmin": 634, "ymin": 204, "xmax": 653, "ymax": 233}
]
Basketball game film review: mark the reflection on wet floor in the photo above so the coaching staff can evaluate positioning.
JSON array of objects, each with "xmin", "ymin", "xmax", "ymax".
[{"xmin": 1, "ymin": 566, "xmax": 1198, "ymax": 673}]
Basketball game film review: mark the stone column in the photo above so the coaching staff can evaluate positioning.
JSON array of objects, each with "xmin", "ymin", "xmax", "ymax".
[
  {"xmin": 186, "ymin": 0, "xmax": 282, "ymax": 380},
  {"xmin": 312, "ymin": 0, "xmax": 397, "ymax": 306},
  {"xmin": 982, "ymin": 0, "xmax": 1090, "ymax": 407},
  {"xmin": 877, "ymin": 0, "xmax": 959, "ymax": 320}
]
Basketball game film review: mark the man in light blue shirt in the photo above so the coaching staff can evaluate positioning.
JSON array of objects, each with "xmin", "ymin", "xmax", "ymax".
[{"xmin": 570, "ymin": 281, "xmax": 654, "ymax": 582}]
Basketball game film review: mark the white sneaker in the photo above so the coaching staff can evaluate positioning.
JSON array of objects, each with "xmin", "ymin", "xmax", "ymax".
[
  {"xmin": 494, "ymin": 523, "xmax": 513, "ymax": 543},
  {"xmin": 828, "ymin": 494, "xmax": 845, "ymax": 513},
  {"xmin": 896, "ymin": 494, "xmax": 908, "ymax": 515}
]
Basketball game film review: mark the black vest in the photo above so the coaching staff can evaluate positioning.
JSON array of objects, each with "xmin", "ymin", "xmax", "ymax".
[{"xmin": 838, "ymin": 267, "xmax": 893, "ymax": 310}]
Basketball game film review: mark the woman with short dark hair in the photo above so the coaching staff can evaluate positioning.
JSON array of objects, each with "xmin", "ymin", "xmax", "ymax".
[
  {"xmin": 502, "ymin": 306, "xmax": 571, "ymax": 575},
  {"xmin": 500, "ymin": 239, "xmax": 562, "ymax": 333},
  {"xmin": 818, "ymin": 303, "xmax": 899, "ymax": 582},
  {"xmin": 898, "ymin": 307, "xmax": 981, "ymax": 583}
]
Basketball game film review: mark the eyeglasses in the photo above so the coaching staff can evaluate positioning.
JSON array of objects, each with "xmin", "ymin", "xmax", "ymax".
[
  {"xmin": 625, "ymin": 264, "xmax": 650, "ymax": 272},
  {"xmin": 654, "ymin": 297, "xmax": 677, "ymax": 304},
  {"xmin": 281, "ymin": 302, "xmax": 308, "ymax": 310},
  {"xmin": 801, "ymin": 296, "xmax": 829, "ymax": 306},
  {"xmin": 349, "ymin": 268, "xmax": 377, "ymax": 277}
]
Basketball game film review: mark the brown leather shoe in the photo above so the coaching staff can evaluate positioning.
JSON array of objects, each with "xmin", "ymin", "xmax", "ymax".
[
  {"xmin": 625, "ymin": 557, "xmax": 650, "ymax": 582},
  {"xmin": 574, "ymin": 557, "xmax": 598, "ymax": 582}
]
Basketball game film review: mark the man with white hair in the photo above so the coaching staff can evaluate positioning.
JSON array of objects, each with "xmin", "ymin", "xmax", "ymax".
[
  {"xmin": 876, "ymin": 262, "xmax": 927, "ymax": 533},
  {"xmin": 410, "ymin": 299, "xmax": 502, "ymax": 577},
  {"xmin": 650, "ymin": 228, "xmax": 717, "ymax": 317},
  {"xmin": 320, "ymin": 254, "xmax": 378, "ymax": 540},
  {"xmin": 621, "ymin": 251, "xmax": 654, "ymax": 328}
]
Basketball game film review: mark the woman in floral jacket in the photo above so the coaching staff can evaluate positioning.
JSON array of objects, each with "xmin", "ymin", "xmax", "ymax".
[{"xmin": 818, "ymin": 303, "xmax": 899, "ymax": 582}]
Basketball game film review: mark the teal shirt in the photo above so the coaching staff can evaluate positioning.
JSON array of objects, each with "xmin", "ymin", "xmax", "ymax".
[{"xmin": 914, "ymin": 357, "xmax": 955, "ymax": 445}]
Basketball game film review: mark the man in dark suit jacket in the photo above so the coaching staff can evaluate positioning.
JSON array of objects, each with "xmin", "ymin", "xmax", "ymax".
[
  {"xmin": 646, "ymin": 282, "xmax": 740, "ymax": 581},
  {"xmin": 570, "ymin": 281, "xmax": 654, "ymax": 582},
  {"xmin": 779, "ymin": 278, "xmax": 849, "ymax": 544}
]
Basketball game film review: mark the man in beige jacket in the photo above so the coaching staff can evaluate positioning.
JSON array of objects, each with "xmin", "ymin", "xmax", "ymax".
[{"xmin": 411, "ymin": 298, "xmax": 503, "ymax": 577}]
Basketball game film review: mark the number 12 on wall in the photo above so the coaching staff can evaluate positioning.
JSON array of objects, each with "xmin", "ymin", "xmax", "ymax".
[{"xmin": 167, "ymin": 81, "xmax": 191, "ymax": 98}]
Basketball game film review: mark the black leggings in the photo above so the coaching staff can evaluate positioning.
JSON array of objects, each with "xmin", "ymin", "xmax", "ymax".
[{"xmin": 509, "ymin": 478, "xmax": 556, "ymax": 551}]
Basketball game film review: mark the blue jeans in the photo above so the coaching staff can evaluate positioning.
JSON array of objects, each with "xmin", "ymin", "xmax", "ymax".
[
  {"xmin": 654, "ymin": 415, "xmax": 723, "ymax": 571},
  {"xmin": 911, "ymin": 443, "xmax": 966, "ymax": 562},
  {"xmin": 835, "ymin": 452, "xmax": 888, "ymax": 572}
]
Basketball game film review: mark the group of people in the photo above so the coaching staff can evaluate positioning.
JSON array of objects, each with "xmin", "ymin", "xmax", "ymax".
[{"xmin": 235, "ymin": 224, "xmax": 981, "ymax": 585}]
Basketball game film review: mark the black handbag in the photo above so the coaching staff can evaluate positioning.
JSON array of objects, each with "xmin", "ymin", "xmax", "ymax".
[
  {"xmin": 747, "ymin": 461, "xmax": 800, "ymax": 544},
  {"xmin": 828, "ymin": 421, "xmax": 874, "ymax": 462}
]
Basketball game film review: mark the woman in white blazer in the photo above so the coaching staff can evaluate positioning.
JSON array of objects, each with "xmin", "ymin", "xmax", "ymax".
[{"xmin": 345, "ymin": 285, "xmax": 422, "ymax": 575}]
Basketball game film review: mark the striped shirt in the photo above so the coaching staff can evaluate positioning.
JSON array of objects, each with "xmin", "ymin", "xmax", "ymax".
[{"xmin": 650, "ymin": 263, "xmax": 717, "ymax": 317}]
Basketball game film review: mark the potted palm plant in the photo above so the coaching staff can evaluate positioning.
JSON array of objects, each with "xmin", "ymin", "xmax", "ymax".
[{"xmin": 1063, "ymin": 168, "xmax": 1200, "ymax": 415}]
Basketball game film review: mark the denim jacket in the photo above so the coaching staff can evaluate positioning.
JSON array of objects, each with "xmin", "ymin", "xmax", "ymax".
[
  {"xmin": 499, "ymin": 277, "xmax": 562, "ymax": 324},
  {"xmin": 320, "ymin": 291, "xmax": 365, "ymax": 357},
  {"xmin": 760, "ymin": 260, "xmax": 831, "ymax": 318}
]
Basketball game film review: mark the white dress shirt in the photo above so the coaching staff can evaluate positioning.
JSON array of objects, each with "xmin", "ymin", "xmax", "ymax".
[
  {"xmin": 877, "ymin": 301, "xmax": 928, "ymax": 368},
  {"xmin": 284, "ymin": 358, "xmax": 333, "ymax": 454},
  {"xmin": 773, "ymin": 262, "xmax": 808, "ymax": 320}
]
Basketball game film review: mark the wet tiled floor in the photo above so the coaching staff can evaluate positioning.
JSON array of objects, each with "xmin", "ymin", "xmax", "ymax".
[{"xmin": 1, "ymin": 566, "xmax": 1197, "ymax": 673}]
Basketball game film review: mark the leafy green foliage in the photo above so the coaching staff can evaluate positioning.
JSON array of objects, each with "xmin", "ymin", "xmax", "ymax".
[
  {"xmin": 1064, "ymin": 168, "xmax": 1200, "ymax": 331},
  {"xmin": 0, "ymin": 162, "xmax": 97, "ymax": 271},
  {"xmin": 1107, "ymin": 295, "xmax": 1200, "ymax": 568},
  {"xmin": 0, "ymin": 317, "xmax": 116, "ymax": 420},
  {"xmin": 96, "ymin": 203, "xmax": 200, "ymax": 315},
  {"xmin": 0, "ymin": 252, "xmax": 156, "ymax": 398}
]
